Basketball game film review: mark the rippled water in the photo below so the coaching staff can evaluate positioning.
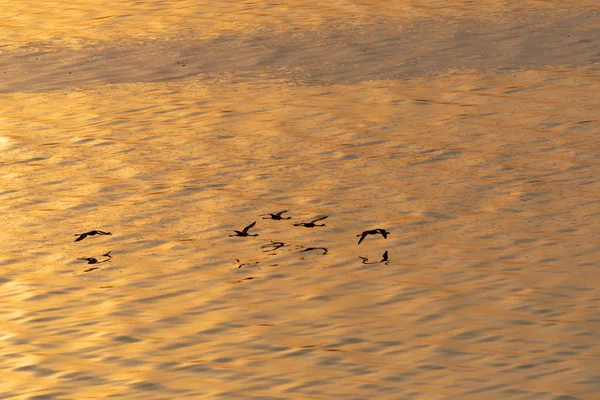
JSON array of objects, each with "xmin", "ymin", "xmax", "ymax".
[{"xmin": 1, "ymin": 1, "xmax": 599, "ymax": 399}]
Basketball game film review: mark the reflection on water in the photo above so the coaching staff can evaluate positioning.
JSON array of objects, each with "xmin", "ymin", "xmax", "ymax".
[{"xmin": 1, "ymin": 1, "xmax": 600, "ymax": 399}]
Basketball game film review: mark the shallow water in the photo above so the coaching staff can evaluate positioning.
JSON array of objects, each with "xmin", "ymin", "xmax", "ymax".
[{"xmin": 1, "ymin": 1, "xmax": 600, "ymax": 399}]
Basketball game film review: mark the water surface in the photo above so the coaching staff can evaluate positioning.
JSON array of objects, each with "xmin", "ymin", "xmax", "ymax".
[{"xmin": 1, "ymin": 1, "xmax": 599, "ymax": 399}]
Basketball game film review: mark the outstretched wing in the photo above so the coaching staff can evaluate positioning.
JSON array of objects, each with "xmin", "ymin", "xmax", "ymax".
[
  {"xmin": 357, "ymin": 232, "xmax": 368, "ymax": 245},
  {"xmin": 74, "ymin": 233, "xmax": 87, "ymax": 242},
  {"xmin": 275, "ymin": 210, "xmax": 288, "ymax": 217},
  {"xmin": 310, "ymin": 216, "xmax": 328, "ymax": 223},
  {"xmin": 242, "ymin": 221, "xmax": 257, "ymax": 233},
  {"xmin": 378, "ymin": 229, "xmax": 389, "ymax": 239}
]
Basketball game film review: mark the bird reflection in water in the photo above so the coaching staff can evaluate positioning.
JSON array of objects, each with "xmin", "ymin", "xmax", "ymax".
[
  {"xmin": 261, "ymin": 241, "xmax": 286, "ymax": 252},
  {"xmin": 235, "ymin": 276, "xmax": 259, "ymax": 283},
  {"xmin": 358, "ymin": 251, "xmax": 389, "ymax": 265},
  {"xmin": 235, "ymin": 259, "xmax": 260, "ymax": 269},
  {"xmin": 299, "ymin": 247, "xmax": 328, "ymax": 255},
  {"xmin": 79, "ymin": 251, "xmax": 112, "ymax": 272}
]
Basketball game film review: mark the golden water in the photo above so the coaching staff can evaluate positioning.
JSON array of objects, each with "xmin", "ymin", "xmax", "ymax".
[{"xmin": 1, "ymin": 1, "xmax": 599, "ymax": 398}]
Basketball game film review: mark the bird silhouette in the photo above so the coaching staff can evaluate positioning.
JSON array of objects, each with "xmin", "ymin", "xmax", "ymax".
[
  {"xmin": 260, "ymin": 210, "xmax": 291, "ymax": 220},
  {"xmin": 299, "ymin": 247, "xmax": 328, "ymax": 255},
  {"xmin": 358, "ymin": 251, "xmax": 388, "ymax": 265},
  {"xmin": 261, "ymin": 241, "xmax": 286, "ymax": 251},
  {"xmin": 357, "ymin": 228, "xmax": 390, "ymax": 244},
  {"xmin": 78, "ymin": 251, "xmax": 112, "ymax": 265},
  {"xmin": 229, "ymin": 221, "xmax": 259, "ymax": 237},
  {"xmin": 78, "ymin": 257, "xmax": 100, "ymax": 264},
  {"xmin": 235, "ymin": 259, "xmax": 260, "ymax": 269},
  {"xmin": 236, "ymin": 277, "xmax": 258, "ymax": 283},
  {"xmin": 293, "ymin": 216, "xmax": 328, "ymax": 227},
  {"xmin": 74, "ymin": 230, "xmax": 112, "ymax": 242},
  {"xmin": 381, "ymin": 250, "xmax": 388, "ymax": 262}
]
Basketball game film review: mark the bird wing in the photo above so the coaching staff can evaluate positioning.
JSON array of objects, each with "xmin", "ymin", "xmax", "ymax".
[
  {"xmin": 242, "ymin": 221, "xmax": 256, "ymax": 233},
  {"xmin": 382, "ymin": 251, "xmax": 388, "ymax": 261},
  {"xmin": 74, "ymin": 233, "xmax": 87, "ymax": 242},
  {"xmin": 310, "ymin": 216, "xmax": 328, "ymax": 223},
  {"xmin": 357, "ymin": 232, "xmax": 368, "ymax": 244},
  {"xmin": 378, "ymin": 229, "xmax": 389, "ymax": 238},
  {"xmin": 276, "ymin": 210, "xmax": 288, "ymax": 216}
]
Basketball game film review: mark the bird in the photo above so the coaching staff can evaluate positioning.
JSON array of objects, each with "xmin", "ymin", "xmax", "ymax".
[
  {"xmin": 357, "ymin": 228, "xmax": 390, "ymax": 245},
  {"xmin": 299, "ymin": 247, "xmax": 328, "ymax": 255},
  {"xmin": 229, "ymin": 221, "xmax": 258, "ymax": 237},
  {"xmin": 74, "ymin": 230, "xmax": 112, "ymax": 242},
  {"xmin": 260, "ymin": 211, "xmax": 291, "ymax": 220},
  {"xmin": 293, "ymin": 216, "xmax": 328, "ymax": 227}
]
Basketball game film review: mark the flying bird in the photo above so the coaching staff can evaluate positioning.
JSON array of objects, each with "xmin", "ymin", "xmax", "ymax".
[
  {"xmin": 74, "ymin": 230, "xmax": 112, "ymax": 242},
  {"xmin": 229, "ymin": 221, "xmax": 259, "ymax": 237},
  {"xmin": 357, "ymin": 228, "xmax": 390, "ymax": 245},
  {"xmin": 260, "ymin": 211, "xmax": 291, "ymax": 220},
  {"xmin": 293, "ymin": 216, "xmax": 328, "ymax": 228}
]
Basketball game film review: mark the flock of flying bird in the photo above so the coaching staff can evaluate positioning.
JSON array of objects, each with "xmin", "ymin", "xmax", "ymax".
[
  {"xmin": 72, "ymin": 211, "xmax": 390, "ymax": 271},
  {"xmin": 229, "ymin": 211, "xmax": 390, "ymax": 265}
]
